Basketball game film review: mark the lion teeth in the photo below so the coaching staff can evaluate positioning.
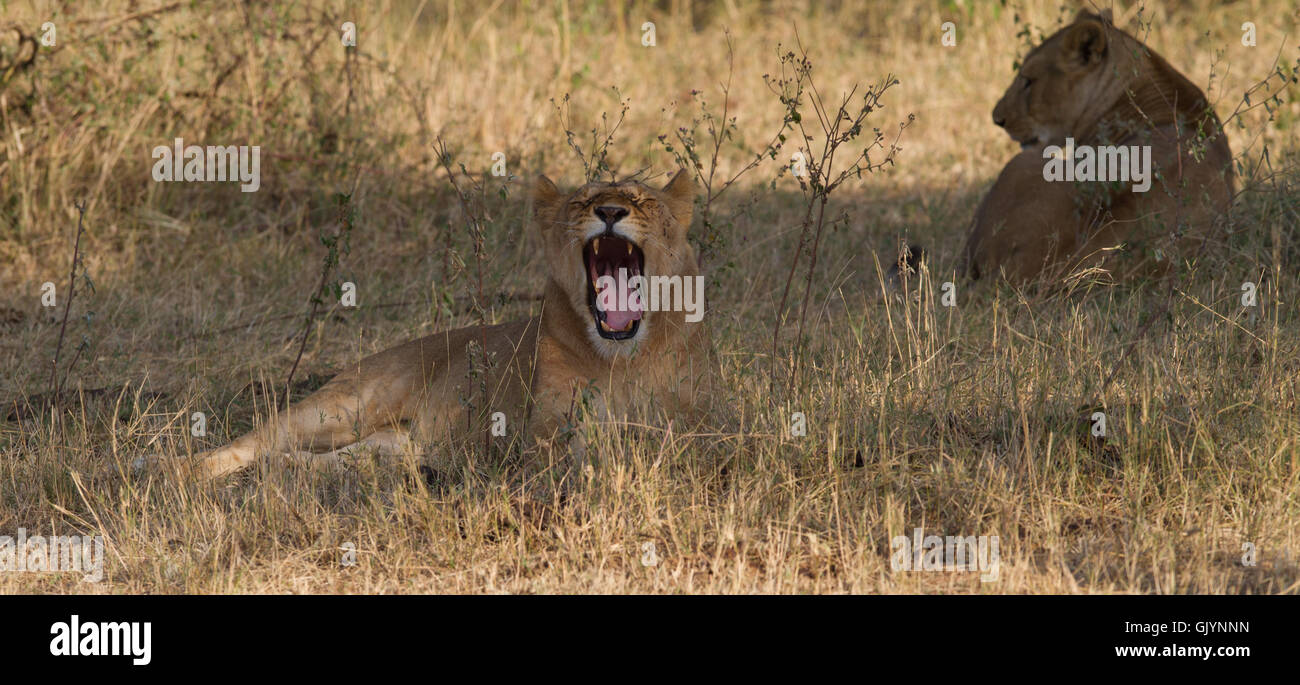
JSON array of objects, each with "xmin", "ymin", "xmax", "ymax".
[
  {"xmin": 594, "ymin": 238, "xmax": 602, "ymax": 254},
  {"xmin": 626, "ymin": 242, "xmax": 632, "ymax": 255}
]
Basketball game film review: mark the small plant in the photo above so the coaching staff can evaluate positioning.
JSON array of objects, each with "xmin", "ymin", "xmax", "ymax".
[
  {"xmin": 658, "ymin": 29, "xmax": 793, "ymax": 270},
  {"xmin": 434, "ymin": 136, "xmax": 504, "ymax": 458},
  {"xmin": 764, "ymin": 32, "xmax": 913, "ymax": 396},
  {"xmin": 285, "ymin": 189, "xmax": 356, "ymax": 404},
  {"xmin": 553, "ymin": 87, "xmax": 631, "ymax": 182}
]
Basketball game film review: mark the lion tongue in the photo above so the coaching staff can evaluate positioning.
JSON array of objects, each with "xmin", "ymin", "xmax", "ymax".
[
  {"xmin": 601, "ymin": 267, "xmax": 642, "ymax": 330},
  {"xmin": 604, "ymin": 304, "xmax": 640, "ymax": 331},
  {"xmin": 591, "ymin": 257, "xmax": 642, "ymax": 331}
]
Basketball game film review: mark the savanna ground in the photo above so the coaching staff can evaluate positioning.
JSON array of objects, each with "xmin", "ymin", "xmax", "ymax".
[{"xmin": 1, "ymin": 0, "xmax": 1298, "ymax": 593}]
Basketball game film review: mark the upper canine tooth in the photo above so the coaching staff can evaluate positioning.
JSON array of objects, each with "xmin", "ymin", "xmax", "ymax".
[
  {"xmin": 594, "ymin": 238, "xmax": 602, "ymax": 254},
  {"xmin": 626, "ymin": 242, "xmax": 633, "ymax": 255}
]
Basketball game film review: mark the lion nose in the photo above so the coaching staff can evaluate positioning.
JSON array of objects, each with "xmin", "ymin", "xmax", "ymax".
[
  {"xmin": 993, "ymin": 115, "xmax": 1006, "ymax": 127},
  {"xmin": 594, "ymin": 205, "xmax": 629, "ymax": 226}
]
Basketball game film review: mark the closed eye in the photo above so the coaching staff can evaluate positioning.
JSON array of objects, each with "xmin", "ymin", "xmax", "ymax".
[{"xmin": 1022, "ymin": 77, "xmax": 1034, "ymax": 90}]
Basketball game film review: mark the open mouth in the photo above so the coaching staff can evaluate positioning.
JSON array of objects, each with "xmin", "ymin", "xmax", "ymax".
[{"xmin": 583, "ymin": 233, "xmax": 645, "ymax": 340}]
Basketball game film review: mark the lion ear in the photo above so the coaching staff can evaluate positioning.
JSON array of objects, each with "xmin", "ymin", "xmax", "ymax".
[
  {"xmin": 661, "ymin": 169, "xmax": 696, "ymax": 228},
  {"xmin": 532, "ymin": 174, "xmax": 562, "ymax": 222},
  {"xmin": 1062, "ymin": 16, "xmax": 1108, "ymax": 69}
]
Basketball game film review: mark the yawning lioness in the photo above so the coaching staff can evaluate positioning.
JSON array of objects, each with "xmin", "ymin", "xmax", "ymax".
[{"xmin": 191, "ymin": 171, "xmax": 714, "ymax": 479}]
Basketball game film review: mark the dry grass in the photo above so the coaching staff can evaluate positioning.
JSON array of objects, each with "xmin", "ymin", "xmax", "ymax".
[{"xmin": 1, "ymin": 0, "xmax": 1298, "ymax": 593}]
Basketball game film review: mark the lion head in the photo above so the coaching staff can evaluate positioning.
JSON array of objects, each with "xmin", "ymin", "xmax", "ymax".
[
  {"xmin": 991, "ymin": 11, "xmax": 1122, "ymax": 151},
  {"xmin": 989, "ymin": 10, "xmax": 1208, "ymax": 152},
  {"xmin": 532, "ymin": 171, "xmax": 699, "ymax": 358}
]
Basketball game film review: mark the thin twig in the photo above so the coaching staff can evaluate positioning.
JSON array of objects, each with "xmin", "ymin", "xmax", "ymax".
[{"xmin": 49, "ymin": 200, "xmax": 88, "ymax": 407}]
